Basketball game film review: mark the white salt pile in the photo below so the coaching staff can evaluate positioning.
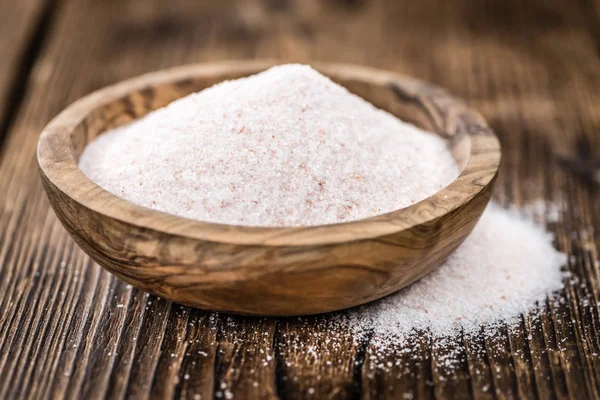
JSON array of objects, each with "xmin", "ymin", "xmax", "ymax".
[
  {"xmin": 80, "ymin": 64, "xmax": 458, "ymax": 227},
  {"xmin": 346, "ymin": 202, "xmax": 567, "ymax": 348}
]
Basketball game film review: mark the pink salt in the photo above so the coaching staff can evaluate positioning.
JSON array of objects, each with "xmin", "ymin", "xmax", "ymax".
[
  {"xmin": 80, "ymin": 64, "xmax": 457, "ymax": 227},
  {"xmin": 346, "ymin": 202, "xmax": 567, "ymax": 345}
]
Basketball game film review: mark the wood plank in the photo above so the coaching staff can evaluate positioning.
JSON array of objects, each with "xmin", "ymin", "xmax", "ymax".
[
  {"xmin": 464, "ymin": 332, "xmax": 494, "ymax": 400},
  {"xmin": 0, "ymin": 0, "xmax": 49, "ymax": 151},
  {"xmin": 122, "ymin": 295, "xmax": 171, "ymax": 399},
  {"xmin": 523, "ymin": 312, "xmax": 558, "ymax": 400},
  {"xmin": 276, "ymin": 317, "xmax": 361, "ymax": 399},
  {"xmin": 172, "ymin": 309, "xmax": 218, "ymax": 400},
  {"xmin": 361, "ymin": 333, "xmax": 434, "ymax": 400},
  {"xmin": 214, "ymin": 316, "xmax": 277, "ymax": 399},
  {"xmin": 0, "ymin": 0, "xmax": 600, "ymax": 398}
]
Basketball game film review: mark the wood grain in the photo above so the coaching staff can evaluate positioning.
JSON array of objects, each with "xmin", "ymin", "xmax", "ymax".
[
  {"xmin": 0, "ymin": 0, "xmax": 599, "ymax": 398},
  {"xmin": 37, "ymin": 61, "xmax": 500, "ymax": 316},
  {"xmin": 0, "ymin": 0, "xmax": 50, "ymax": 152}
]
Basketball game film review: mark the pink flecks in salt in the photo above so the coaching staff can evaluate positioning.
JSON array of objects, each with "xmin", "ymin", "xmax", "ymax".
[{"xmin": 79, "ymin": 64, "xmax": 458, "ymax": 227}]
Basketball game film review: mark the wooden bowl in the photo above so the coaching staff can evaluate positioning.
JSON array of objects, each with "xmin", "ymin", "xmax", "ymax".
[{"xmin": 37, "ymin": 61, "xmax": 501, "ymax": 316}]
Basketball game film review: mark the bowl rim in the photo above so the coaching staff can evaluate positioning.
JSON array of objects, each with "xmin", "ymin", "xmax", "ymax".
[{"xmin": 37, "ymin": 60, "xmax": 501, "ymax": 247}]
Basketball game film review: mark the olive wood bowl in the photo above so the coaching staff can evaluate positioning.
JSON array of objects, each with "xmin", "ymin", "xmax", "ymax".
[{"xmin": 37, "ymin": 61, "xmax": 501, "ymax": 316}]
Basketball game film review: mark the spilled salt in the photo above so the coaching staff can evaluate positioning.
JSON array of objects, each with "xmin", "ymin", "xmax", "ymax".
[
  {"xmin": 345, "ymin": 202, "xmax": 567, "ymax": 348},
  {"xmin": 80, "ymin": 64, "xmax": 457, "ymax": 227}
]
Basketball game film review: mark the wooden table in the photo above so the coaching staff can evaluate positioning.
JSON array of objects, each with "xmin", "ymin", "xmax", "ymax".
[{"xmin": 1, "ymin": 0, "xmax": 599, "ymax": 398}]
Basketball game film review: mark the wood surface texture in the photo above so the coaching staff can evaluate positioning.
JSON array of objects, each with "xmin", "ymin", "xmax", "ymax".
[
  {"xmin": 1, "ymin": 0, "xmax": 599, "ymax": 398},
  {"xmin": 0, "ymin": 0, "xmax": 49, "ymax": 150},
  {"xmin": 37, "ymin": 61, "xmax": 499, "ymax": 316}
]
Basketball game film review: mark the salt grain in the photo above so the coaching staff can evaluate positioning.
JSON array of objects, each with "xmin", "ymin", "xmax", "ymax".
[
  {"xmin": 347, "ymin": 203, "xmax": 567, "ymax": 345},
  {"xmin": 80, "ymin": 64, "xmax": 457, "ymax": 227}
]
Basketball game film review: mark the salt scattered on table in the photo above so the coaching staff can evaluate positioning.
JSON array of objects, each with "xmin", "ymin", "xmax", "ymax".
[{"xmin": 344, "ymin": 202, "xmax": 567, "ymax": 349}]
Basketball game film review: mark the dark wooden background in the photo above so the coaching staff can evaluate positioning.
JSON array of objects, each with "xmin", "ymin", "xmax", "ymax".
[{"xmin": 1, "ymin": 0, "xmax": 600, "ymax": 398}]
